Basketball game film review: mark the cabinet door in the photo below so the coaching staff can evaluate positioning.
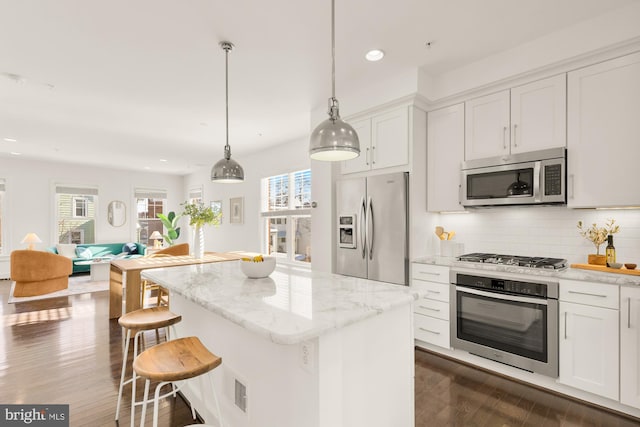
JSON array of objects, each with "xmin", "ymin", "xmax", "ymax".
[
  {"xmin": 558, "ymin": 301, "xmax": 619, "ymax": 400},
  {"xmin": 464, "ymin": 90, "xmax": 510, "ymax": 160},
  {"xmin": 510, "ymin": 74, "xmax": 566, "ymax": 154},
  {"xmin": 341, "ymin": 118, "xmax": 372, "ymax": 174},
  {"xmin": 371, "ymin": 106, "xmax": 409, "ymax": 170},
  {"xmin": 621, "ymin": 287, "xmax": 640, "ymax": 409},
  {"xmin": 567, "ymin": 51, "xmax": 640, "ymax": 207},
  {"xmin": 427, "ymin": 104, "xmax": 465, "ymax": 212}
]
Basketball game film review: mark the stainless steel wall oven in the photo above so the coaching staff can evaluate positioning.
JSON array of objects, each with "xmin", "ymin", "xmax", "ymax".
[{"xmin": 450, "ymin": 269, "xmax": 559, "ymax": 377}]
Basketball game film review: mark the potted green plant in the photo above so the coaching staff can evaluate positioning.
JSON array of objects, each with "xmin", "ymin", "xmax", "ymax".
[
  {"xmin": 577, "ymin": 218, "xmax": 620, "ymax": 265},
  {"xmin": 181, "ymin": 202, "xmax": 222, "ymax": 258},
  {"xmin": 156, "ymin": 211, "xmax": 182, "ymax": 246}
]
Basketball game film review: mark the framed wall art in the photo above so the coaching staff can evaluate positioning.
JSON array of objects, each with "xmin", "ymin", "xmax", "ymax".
[{"xmin": 230, "ymin": 197, "xmax": 244, "ymax": 224}]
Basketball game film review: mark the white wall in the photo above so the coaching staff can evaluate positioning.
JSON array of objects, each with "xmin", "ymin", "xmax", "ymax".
[
  {"xmin": 0, "ymin": 156, "xmax": 184, "ymax": 253},
  {"xmin": 183, "ymin": 137, "xmax": 310, "ymax": 255}
]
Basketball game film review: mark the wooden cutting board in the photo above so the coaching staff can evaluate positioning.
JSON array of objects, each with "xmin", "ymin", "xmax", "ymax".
[{"xmin": 571, "ymin": 263, "xmax": 640, "ymax": 276}]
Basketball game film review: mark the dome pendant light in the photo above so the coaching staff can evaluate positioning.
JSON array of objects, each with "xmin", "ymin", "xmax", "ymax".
[
  {"xmin": 211, "ymin": 41, "xmax": 244, "ymax": 183},
  {"xmin": 309, "ymin": 0, "xmax": 360, "ymax": 161}
]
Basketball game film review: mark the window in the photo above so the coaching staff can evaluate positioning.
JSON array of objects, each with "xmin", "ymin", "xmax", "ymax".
[
  {"xmin": 135, "ymin": 188, "xmax": 167, "ymax": 246},
  {"xmin": 261, "ymin": 169, "xmax": 311, "ymax": 264},
  {"xmin": 73, "ymin": 197, "xmax": 88, "ymax": 217},
  {"xmin": 188, "ymin": 187, "xmax": 203, "ymax": 205},
  {"xmin": 55, "ymin": 185, "xmax": 98, "ymax": 244},
  {"xmin": 0, "ymin": 178, "xmax": 5, "ymax": 254}
]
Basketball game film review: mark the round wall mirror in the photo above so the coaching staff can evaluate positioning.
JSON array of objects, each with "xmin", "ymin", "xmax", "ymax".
[{"xmin": 108, "ymin": 200, "xmax": 127, "ymax": 227}]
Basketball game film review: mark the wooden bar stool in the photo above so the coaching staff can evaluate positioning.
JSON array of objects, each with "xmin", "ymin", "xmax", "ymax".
[
  {"xmin": 133, "ymin": 336, "xmax": 224, "ymax": 427},
  {"xmin": 114, "ymin": 307, "xmax": 182, "ymax": 423}
]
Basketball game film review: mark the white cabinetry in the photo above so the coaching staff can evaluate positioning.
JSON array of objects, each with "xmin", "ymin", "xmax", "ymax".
[
  {"xmin": 621, "ymin": 286, "xmax": 640, "ymax": 409},
  {"xmin": 411, "ymin": 263, "xmax": 450, "ymax": 349},
  {"xmin": 465, "ymin": 74, "xmax": 566, "ymax": 160},
  {"xmin": 427, "ymin": 103, "xmax": 465, "ymax": 212},
  {"xmin": 567, "ymin": 51, "xmax": 640, "ymax": 208},
  {"xmin": 341, "ymin": 106, "xmax": 409, "ymax": 174},
  {"xmin": 558, "ymin": 279, "xmax": 619, "ymax": 400}
]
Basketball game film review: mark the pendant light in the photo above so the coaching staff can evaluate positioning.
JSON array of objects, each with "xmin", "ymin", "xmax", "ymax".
[
  {"xmin": 309, "ymin": 0, "xmax": 360, "ymax": 161},
  {"xmin": 211, "ymin": 41, "xmax": 244, "ymax": 183}
]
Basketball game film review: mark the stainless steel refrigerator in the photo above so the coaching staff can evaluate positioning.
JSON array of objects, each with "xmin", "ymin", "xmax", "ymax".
[{"xmin": 336, "ymin": 171, "xmax": 409, "ymax": 285}]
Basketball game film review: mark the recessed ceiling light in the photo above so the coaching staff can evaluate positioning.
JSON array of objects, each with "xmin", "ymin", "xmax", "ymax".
[
  {"xmin": 365, "ymin": 49, "xmax": 385, "ymax": 62},
  {"xmin": 10, "ymin": 152, "xmax": 21, "ymax": 156},
  {"xmin": 3, "ymin": 137, "xmax": 17, "ymax": 142},
  {"xmin": 144, "ymin": 166, "xmax": 151, "ymax": 170},
  {"xmin": 159, "ymin": 159, "xmax": 168, "ymax": 162}
]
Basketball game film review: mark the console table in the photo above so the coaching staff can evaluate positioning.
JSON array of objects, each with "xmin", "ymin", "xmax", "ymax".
[{"xmin": 108, "ymin": 251, "xmax": 245, "ymax": 319}]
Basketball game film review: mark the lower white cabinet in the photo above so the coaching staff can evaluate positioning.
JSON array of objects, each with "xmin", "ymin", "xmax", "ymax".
[
  {"xmin": 411, "ymin": 263, "xmax": 450, "ymax": 349},
  {"xmin": 621, "ymin": 286, "xmax": 640, "ymax": 409},
  {"xmin": 558, "ymin": 279, "xmax": 619, "ymax": 400}
]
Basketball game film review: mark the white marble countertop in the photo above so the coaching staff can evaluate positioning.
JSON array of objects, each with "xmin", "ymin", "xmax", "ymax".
[
  {"xmin": 412, "ymin": 256, "xmax": 640, "ymax": 286},
  {"xmin": 141, "ymin": 261, "xmax": 419, "ymax": 345}
]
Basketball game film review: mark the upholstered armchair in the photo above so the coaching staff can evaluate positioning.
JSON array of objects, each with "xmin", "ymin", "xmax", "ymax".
[{"xmin": 10, "ymin": 250, "xmax": 73, "ymax": 297}]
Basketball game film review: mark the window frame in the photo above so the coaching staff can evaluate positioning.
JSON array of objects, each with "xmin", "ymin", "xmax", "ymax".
[
  {"xmin": 72, "ymin": 196, "xmax": 89, "ymax": 218},
  {"xmin": 54, "ymin": 184, "xmax": 98, "ymax": 244},
  {"xmin": 261, "ymin": 169, "xmax": 311, "ymax": 265},
  {"xmin": 134, "ymin": 188, "xmax": 168, "ymax": 246}
]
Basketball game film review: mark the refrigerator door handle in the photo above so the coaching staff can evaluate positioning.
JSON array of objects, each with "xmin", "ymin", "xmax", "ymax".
[
  {"xmin": 359, "ymin": 197, "xmax": 366, "ymax": 259},
  {"xmin": 367, "ymin": 196, "xmax": 374, "ymax": 260}
]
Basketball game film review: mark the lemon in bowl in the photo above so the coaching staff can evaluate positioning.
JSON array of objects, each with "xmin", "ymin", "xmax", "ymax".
[{"xmin": 240, "ymin": 255, "xmax": 276, "ymax": 278}]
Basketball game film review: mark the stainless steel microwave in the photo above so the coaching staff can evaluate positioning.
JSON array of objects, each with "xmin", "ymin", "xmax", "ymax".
[{"xmin": 461, "ymin": 148, "xmax": 566, "ymax": 207}]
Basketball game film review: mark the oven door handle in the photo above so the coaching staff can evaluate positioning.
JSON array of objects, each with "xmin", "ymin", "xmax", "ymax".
[{"xmin": 456, "ymin": 286, "xmax": 549, "ymax": 306}]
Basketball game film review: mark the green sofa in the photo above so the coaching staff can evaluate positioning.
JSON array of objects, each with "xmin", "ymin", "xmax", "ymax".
[{"xmin": 46, "ymin": 242, "xmax": 146, "ymax": 274}]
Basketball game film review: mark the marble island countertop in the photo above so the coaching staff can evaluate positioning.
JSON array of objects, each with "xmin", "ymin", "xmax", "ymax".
[
  {"xmin": 413, "ymin": 256, "xmax": 640, "ymax": 286},
  {"xmin": 141, "ymin": 261, "xmax": 419, "ymax": 345}
]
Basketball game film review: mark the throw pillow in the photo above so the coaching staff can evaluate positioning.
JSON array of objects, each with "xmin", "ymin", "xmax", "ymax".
[
  {"xmin": 122, "ymin": 243, "xmax": 138, "ymax": 255},
  {"xmin": 56, "ymin": 243, "xmax": 77, "ymax": 259},
  {"xmin": 76, "ymin": 246, "xmax": 93, "ymax": 259}
]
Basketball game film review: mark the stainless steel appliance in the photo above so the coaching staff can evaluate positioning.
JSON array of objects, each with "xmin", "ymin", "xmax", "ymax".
[
  {"xmin": 336, "ymin": 172, "xmax": 408, "ymax": 286},
  {"xmin": 461, "ymin": 147, "xmax": 566, "ymax": 207},
  {"xmin": 450, "ymin": 254, "xmax": 564, "ymax": 377}
]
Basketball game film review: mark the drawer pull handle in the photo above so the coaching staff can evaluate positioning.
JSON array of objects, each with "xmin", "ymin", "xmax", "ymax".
[
  {"xmin": 628, "ymin": 298, "xmax": 632, "ymax": 329},
  {"xmin": 426, "ymin": 290, "xmax": 441, "ymax": 294},
  {"xmin": 418, "ymin": 271, "xmax": 440, "ymax": 276},
  {"xmin": 419, "ymin": 327, "xmax": 440, "ymax": 335},
  {"xmin": 567, "ymin": 290, "xmax": 607, "ymax": 298},
  {"xmin": 419, "ymin": 305, "xmax": 440, "ymax": 312}
]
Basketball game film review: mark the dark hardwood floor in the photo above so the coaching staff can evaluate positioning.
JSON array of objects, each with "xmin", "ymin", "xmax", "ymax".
[{"xmin": 1, "ymin": 278, "xmax": 639, "ymax": 426}]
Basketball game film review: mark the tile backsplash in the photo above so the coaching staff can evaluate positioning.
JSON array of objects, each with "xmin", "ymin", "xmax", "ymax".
[{"xmin": 426, "ymin": 207, "xmax": 640, "ymax": 265}]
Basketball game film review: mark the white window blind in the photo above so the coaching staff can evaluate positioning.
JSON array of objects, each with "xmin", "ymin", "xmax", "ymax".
[
  {"xmin": 188, "ymin": 187, "xmax": 203, "ymax": 202},
  {"xmin": 134, "ymin": 188, "xmax": 168, "ymax": 199},
  {"xmin": 56, "ymin": 185, "xmax": 98, "ymax": 195}
]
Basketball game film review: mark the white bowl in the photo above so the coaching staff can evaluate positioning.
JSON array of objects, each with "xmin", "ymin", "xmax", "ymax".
[{"xmin": 240, "ymin": 256, "xmax": 276, "ymax": 278}]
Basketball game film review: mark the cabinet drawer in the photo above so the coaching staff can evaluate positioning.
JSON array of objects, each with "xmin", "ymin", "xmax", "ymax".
[
  {"xmin": 414, "ymin": 314, "xmax": 450, "ymax": 349},
  {"xmin": 559, "ymin": 279, "xmax": 619, "ymax": 309},
  {"xmin": 411, "ymin": 279, "xmax": 450, "ymax": 303},
  {"xmin": 413, "ymin": 298, "xmax": 449, "ymax": 321},
  {"xmin": 411, "ymin": 263, "xmax": 449, "ymax": 284}
]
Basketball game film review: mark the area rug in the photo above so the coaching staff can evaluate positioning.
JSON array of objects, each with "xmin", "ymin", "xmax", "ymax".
[{"xmin": 6, "ymin": 275, "xmax": 109, "ymax": 304}]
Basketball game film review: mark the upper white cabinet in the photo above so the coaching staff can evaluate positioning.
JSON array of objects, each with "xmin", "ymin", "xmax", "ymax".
[
  {"xmin": 567, "ymin": 51, "xmax": 640, "ymax": 208},
  {"xmin": 621, "ymin": 286, "xmax": 640, "ymax": 409},
  {"xmin": 465, "ymin": 90, "xmax": 510, "ymax": 160},
  {"xmin": 427, "ymin": 103, "xmax": 465, "ymax": 212},
  {"xmin": 341, "ymin": 106, "xmax": 409, "ymax": 174},
  {"xmin": 465, "ymin": 74, "xmax": 567, "ymax": 160}
]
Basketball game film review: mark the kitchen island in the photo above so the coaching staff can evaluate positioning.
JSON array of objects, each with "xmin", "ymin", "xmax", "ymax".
[{"xmin": 141, "ymin": 261, "xmax": 418, "ymax": 427}]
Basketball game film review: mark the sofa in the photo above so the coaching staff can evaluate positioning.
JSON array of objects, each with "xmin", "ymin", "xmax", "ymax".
[
  {"xmin": 46, "ymin": 242, "xmax": 147, "ymax": 274},
  {"xmin": 10, "ymin": 250, "xmax": 73, "ymax": 297}
]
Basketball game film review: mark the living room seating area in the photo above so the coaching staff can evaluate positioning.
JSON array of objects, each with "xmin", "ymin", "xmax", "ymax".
[
  {"xmin": 10, "ymin": 250, "xmax": 73, "ymax": 297},
  {"xmin": 46, "ymin": 242, "xmax": 147, "ymax": 274}
]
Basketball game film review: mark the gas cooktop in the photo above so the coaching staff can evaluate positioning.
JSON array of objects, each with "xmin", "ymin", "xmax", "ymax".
[{"xmin": 457, "ymin": 253, "xmax": 568, "ymax": 270}]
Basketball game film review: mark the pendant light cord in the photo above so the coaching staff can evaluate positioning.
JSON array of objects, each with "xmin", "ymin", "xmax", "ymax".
[
  {"xmin": 331, "ymin": 0, "xmax": 335, "ymax": 100},
  {"xmin": 224, "ymin": 43, "xmax": 231, "ymax": 159}
]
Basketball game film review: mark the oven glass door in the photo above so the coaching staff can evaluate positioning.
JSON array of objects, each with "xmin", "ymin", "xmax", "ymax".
[{"xmin": 455, "ymin": 287, "xmax": 548, "ymax": 363}]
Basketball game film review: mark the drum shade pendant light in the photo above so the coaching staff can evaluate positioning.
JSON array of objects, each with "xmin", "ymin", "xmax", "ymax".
[
  {"xmin": 309, "ymin": 0, "xmax": 360, "ymax": 161},
  {"xmin": 211, "ymin": 41, "xmax": 244, "ymax": 183}
]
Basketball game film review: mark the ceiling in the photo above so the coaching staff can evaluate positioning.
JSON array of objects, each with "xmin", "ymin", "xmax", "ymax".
[{"xmin": 0, "ymin": 0, "xmax": 635, "ymax": 175}]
